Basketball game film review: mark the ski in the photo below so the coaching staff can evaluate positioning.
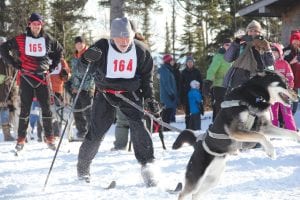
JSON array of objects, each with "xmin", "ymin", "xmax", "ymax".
[
  {"xmin": 68, "ymin": 138, "xmax": 84, "ymax": 142},
  {"xmin": 166, "ymin": 182, "xmax": 182, "ymax": 194},
  {"xmin": 103, "ymin": 180, "xmax": 116, "ymax": 190},
  {"xmin": 14, "ymin": 149, "xmax": 24, "ymax": 157}
]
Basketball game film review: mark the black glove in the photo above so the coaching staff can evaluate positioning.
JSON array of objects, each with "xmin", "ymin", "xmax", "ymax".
[
  {"xmin": 83, "ymin": 46, "xmax": 102, "ymax": 62},
  {"xmin": 199, "ymin": 103, "xmax": 204, "ymax": 116},
  {"xmin": 146, "ymin": 98, "xmax": 160, "ymax": 117},
  {"xmin": 12, "ymin": 60, "xmax": 21, "ymax": 69},
  {"xmin": 202, "ymin": 79, "xmax": 213, "ymax": 97},
  {"xmin": 234, "ymin": 37, "xmax": 242, "ymax": 44}
]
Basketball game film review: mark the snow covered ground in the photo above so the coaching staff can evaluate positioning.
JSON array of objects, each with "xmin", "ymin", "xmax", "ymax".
[{"xmin": 1, "ymin": 111, "xmax": 300, "ymax": 200}]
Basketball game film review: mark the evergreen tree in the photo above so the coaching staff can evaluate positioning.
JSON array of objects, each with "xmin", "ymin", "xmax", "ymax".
[
  {"xmin": 2, "ymin": 0, "xmax": 47, "ymax": 37},
  {"xmin": 48, "ymin": 0, "xmax": 90, "ymax": 59},
  {"xmin": 110, "ymin": 0, "xmax": 125, "ymax": 23},
  {"xmin": 180, "ymin": 0, "xmax": 194, "ymax": 54}
]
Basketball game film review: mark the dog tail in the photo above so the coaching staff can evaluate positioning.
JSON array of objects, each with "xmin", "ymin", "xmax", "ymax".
[{"xmin": 172, "ymin": 129, "xmax": 197, "ymax": 150}]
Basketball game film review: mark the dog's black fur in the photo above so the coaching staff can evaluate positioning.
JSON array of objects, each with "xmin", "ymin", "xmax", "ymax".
[{"xmin": 172, "ymin": 71, "xmax": 300, "ymax": 200}]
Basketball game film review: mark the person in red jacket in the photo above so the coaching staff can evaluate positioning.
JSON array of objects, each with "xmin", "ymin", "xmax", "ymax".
[
  {"xmin": 284, "ymin": 30, "xmax": 300, "ymax": 114},
  {"xmin": 0, "ymin": 13, "xmax": 63, "ymax": 151},
  {"xmin": 271, "ymin": 43, "xmax": 297, "ymax": 131},
  {"xmin": 49, "ymin": 58, "xmax": 70, "ymax": 137}
]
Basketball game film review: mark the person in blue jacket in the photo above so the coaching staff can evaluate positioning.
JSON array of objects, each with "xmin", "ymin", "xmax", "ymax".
[
  {"xmin": 158, "ymin": 54, "xmax": 178, "ymax": 127},
  {"xmin": 188, "ymin": 80, "xmax": 203, "ymax": 130}
]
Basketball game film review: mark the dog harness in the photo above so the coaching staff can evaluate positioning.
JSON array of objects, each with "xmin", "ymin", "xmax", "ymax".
[
  {"xmin": 202, "ymin": 136, "xmax": 227, "ymax": 157},
  {"xmin": 221, "ymin": 100, "xmax": 257, "ymax": 130},
  {"xmin": 202, "ymin": 99, "xmax": 259, "ymax": 157}
]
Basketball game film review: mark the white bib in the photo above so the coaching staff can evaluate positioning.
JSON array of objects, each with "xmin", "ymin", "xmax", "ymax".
[
  {"xmin": 25, "ymin": 36, "xmax": 46, "ymax": 57},
  {"xmin": 106, "ymin": 41, "xmax": 137, "ymax": 79}
]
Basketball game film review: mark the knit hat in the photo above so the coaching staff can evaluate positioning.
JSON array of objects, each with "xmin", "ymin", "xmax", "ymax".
[
  {"xmin": 246, "ymin": 20, "xmax": 262, "ymax": 32},
  {"xmin": 29, "ymin": 12, "xmax": 43, "ymax": 23},
  {"xmin": 163, "ymin": 54, "xmax": 173, "ymax": 63},
  {"xmin": 190, "ymin": 80, "xmax": 200, "ymax": 89},
  {"xmin": 222, "ymin": 38, "xmax": 232, "ymax": 44},
  {"xmin": 186, "ymin": 56, "xmax": 194, "ymax": 63},
  {"xmin": 290, "ymin": 30, "xmax": 300, "ymax": 44},
  {"xmin": 111, "ymin": 17, "xmax": 133, "ymax": 38},
  {"xmin": 74, "ymin": 36, "xmax": 84, "ymax": 44}
]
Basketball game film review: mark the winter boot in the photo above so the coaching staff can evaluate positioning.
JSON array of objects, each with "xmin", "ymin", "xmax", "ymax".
[
  {"xmin": 15, "ymin": 137, "xmax": 26, "ymax": 151},
  {"xmin": 45, "ymin": 135, "xmax": 56, "ymax": 150},
  {"xmin": 2, "ymin": 124, "xmax": 15, "ymax": 141},
  {"xmin": 141, "ymin": 163, "xmax": 159, "ymax": 187},
  {"xmin": 77, "ymin": 159, "xmax": 92, "ymax": 183}
]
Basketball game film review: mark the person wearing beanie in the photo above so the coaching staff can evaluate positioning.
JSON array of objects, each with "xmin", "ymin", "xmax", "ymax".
[
  {"xmin": 0, "ymin": 12, "xmax": 63, "ymax": 151},
  {"xmin": 158, "ymin": 53, "xmax": 177, "ymax": 127},
  {"xmin": 68, "ymin": 36, "xmax": 93, "ymax": 140},
  {"xmin": 246, "ymin": 20, "xmax": 262, "ymax": 34},
  {"xmin": 224, "ymin": 19, "xmax": 274, "ymax": 90},
  {"xmin": 270, "ymin": 43, "xmax": 297, "ymax": 131},
  {"xmin": 223, "ymin": 20, "xmax": 274, "ymax": 149},
  {"xmin": 180, "ymin": 55, "xmax": 203, "ymax": 128},
  {"xmin": 76, "ymin": 17, "xmax": 160, "ymax": 187},
  {"xmin": 111, "ymin": 20, "xmax": 148, "ymax": 151},
  {"xmin": 283, "ymin": 30, "xmax": 300, "ymax": 114},
  {"xmin": 187, "ymin": 80, "xmax": 203, "ymax": 130},
  {"xmin": 163, "ymin": 54, "xmax": 173, "ymax": 64},
  {"xmin": 203, "ymin": 38, "xmax": 232, "ymax": 121}
]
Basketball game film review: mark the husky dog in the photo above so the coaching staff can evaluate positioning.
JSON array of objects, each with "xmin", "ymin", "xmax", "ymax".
[{"xmin": 172, "ymin": 71, "xmax": 300, "ymax": 200}]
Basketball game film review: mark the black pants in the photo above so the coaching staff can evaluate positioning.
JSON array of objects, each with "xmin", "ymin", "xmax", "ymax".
[
  {"xmin": 77, "ymin": 91, "xmax": 155, "ymax": 176},
  {"xmin": 73, "ymin": 90, "xmax": 93, "ymax": 137},
  {"xmin": 183, "ymin": 99, "xmax": 190, "ymax": 129},
  {"xmin": 18, "ymin": 76, "xmax": 52, "ymax": 138},
  {"xmin": 188, "ymin": 113, "xmax": 201, "ymax": 130},
  {"xmin": 211, "ymin": 86, "xmax": 227, "ymax": 121},
  {"xmin": 161, "ymin": 107, "xmax": 173, "ymax": 131}
]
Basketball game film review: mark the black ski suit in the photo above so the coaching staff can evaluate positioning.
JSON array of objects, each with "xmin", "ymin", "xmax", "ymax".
[
  {"xmin": 0, "ymin": 28, "xmax": 63, "ymax": 139},
  {"xmin": 77, "ymin": 39, "xmax": 156, "ymax": 177}
]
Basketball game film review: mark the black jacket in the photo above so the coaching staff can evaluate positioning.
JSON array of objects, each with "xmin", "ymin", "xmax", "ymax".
[{"xmin": 80, "ymin": 39, "xmax": 154, "ymax": 99}]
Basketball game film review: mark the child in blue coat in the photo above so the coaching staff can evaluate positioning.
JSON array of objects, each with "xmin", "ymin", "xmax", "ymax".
[{"xmin": 188, "ymin": 80, "xmax": 204, "ymax": 130}]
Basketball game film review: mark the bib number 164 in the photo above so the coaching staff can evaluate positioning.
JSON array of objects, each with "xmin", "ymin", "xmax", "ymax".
[{"xmin": 113, "ymin": 59, "xmax": 133, "ymax": 72}]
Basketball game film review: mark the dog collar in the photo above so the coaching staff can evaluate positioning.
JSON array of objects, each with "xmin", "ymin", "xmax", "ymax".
[{"xmin": 221, "ymin": 100, "xmax": 248, "ymax": 108}]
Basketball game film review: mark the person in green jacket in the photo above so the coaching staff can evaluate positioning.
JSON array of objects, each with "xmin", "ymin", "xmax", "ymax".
[{"xmin": 203, "ymin": 38, "xmax": 232, "ymax": 121}]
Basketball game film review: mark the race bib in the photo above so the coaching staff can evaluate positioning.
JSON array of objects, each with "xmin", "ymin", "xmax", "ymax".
[
  {"xmin": 25, "ymin": 36, "xmax": 46, "ymax": 57},
  {"xmin": 106, "ymin": 41, "xmax": 137, "ymax": 79}
]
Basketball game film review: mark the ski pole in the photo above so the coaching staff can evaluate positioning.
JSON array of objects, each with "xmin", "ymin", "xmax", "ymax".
[
  {"xmin": 114, "ymin": 93, "xmax": 182, "ymax": 133},
  {"xmin": 43, "ymin": 47, "xmax": 102, "ymax": 191}
]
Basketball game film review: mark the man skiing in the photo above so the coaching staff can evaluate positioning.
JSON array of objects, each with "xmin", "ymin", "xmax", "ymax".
[
  {"xmin": 0, "ymin": 13, "xmax": 63, "ymax": 151},
  {"xmin": 76, "ymin": 17, "xmax": 160, "ymax": 187}
]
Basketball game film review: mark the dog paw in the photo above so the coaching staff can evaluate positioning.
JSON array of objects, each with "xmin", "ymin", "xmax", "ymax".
[{"xmin": 266, "ymin": 149, "xmax": 276, "ymax": 160}]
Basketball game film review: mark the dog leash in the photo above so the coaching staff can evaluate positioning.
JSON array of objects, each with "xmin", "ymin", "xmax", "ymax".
[{"xmin": 114, "ymin": 92, "xmax": 182, "ymax": 133}]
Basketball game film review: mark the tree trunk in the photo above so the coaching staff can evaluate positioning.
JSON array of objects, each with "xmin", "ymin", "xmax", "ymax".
[{"xmin": 110, "ymin": 0, "xmax": 125, "ymax": 25}]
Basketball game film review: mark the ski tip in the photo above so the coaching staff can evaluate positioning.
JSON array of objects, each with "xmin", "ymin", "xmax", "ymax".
[
  {"xmin": 105, "ymin": 180, "xmax": 116, "ymax": 190},
  {"xmin": 166, "ymin": 182, "xmax": 182, "ymax": 194},
  {"xmin": 174, "ymin": 182, "xmax": 183, "ymax": 192}
]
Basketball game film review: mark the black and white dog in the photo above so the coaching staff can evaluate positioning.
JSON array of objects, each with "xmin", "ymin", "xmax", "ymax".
[{"xmin": 172, "ymin": 71, "xmax": 300, "ymax": 200}]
